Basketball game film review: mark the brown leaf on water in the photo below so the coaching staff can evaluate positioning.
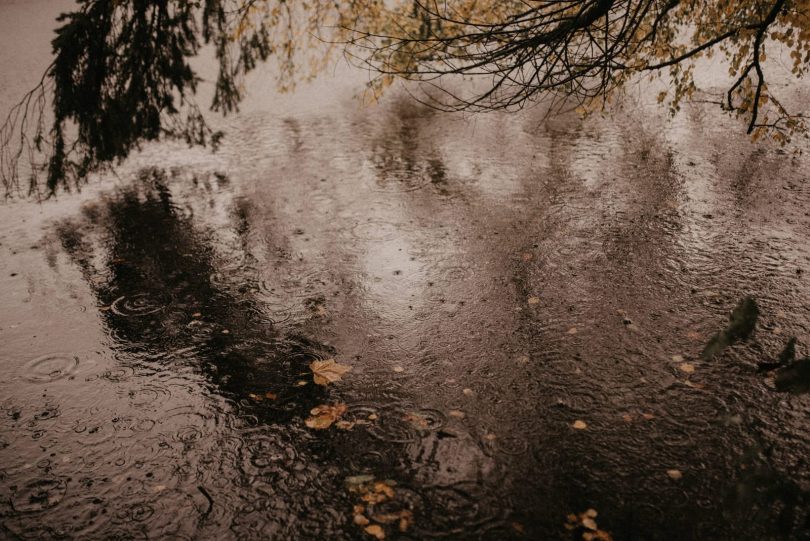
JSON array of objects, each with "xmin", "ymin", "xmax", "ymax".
[
  {"xmin": 403, "ymin": 412, "xmax": 430, "ymax": 429},
  {"xmin": 678, "ymin": 362, "xmax": 696, "ymax": 374},
  {"xmin": 305, "ymin": 403, "xmax": 348, "ymax": 429},
  {"xmin": 264, "ymin": 391, "xmax": 277, "ymax": 400},
  {"xmin": 528, "ymin": 296, "xmax": 540, "ymax": 305},
  {"xmin": 572, "ymin": 420, "xmax": 588, "ymax": 430},
  {"xmin": 364, "ymin": 524, "xmax": 385, "ymax": 539},
  {"xmin": 567, "ymin": 327, "xmax": 578, "ymax": 335},
  {"xmin": 667, "ymin": 469, "xmax": 683, "ymax": 480},
  {"xmin": 354, "ymin": 514, "xmax": 370, "ymax": 526},
  {"xmin": 248, "ymin": 393, "xmax": 263, "ymax": 402},
  {"xmin": 361, "ymin": 482, "xmax": 395, "ymax": 504},
  {"xmin": 582, "ymin": 517, "xmax": 598, "ymax": 530},
  {"xmin": 310, "ymin": 359, "xmax": 351, "ymax": 385},
  {"xmin": 398, "ymin": 511, "xmax": 412, "ymax": 532},
  {"xmin": 566, "ymin": 509, "xmax": 614, "ymax": 541}
]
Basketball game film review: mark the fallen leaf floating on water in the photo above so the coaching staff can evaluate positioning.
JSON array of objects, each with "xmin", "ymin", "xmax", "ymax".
[
  {"xmin": 310, "ymin": 359, "xmax": 351, "ymax": 385},
  {"xmin": 264, "ymin": 391, "xmax": 277, "ymax": 400},
  {"xmin": 565, "ymin": 509, "xmax": 614, "ymax": 541},
  {"xmin": 347, "ymin": 478, "xmax": 411, "ymax": 536},
  {"xmin": 583, "ymin": 530, "xmax": 614, "ymax": 541},
  {"xmin": 403, "ymin": 412, "xmax": 430, "ymax": 429},
  {"xmin": 364, "ymin": 524, "xmax": 385, "ymax": 540},
  {"xmin": 248, "ymin": 393, "xmax": 263, "ymax": 402},
  {"xmin": 582, "ymin": 517, "xmax": 598, "ymax": 530},
  {"xmin": 362, "ymin": 482, "xmax": 395, "ymax": 504},
  {"xmin": 381, "ymin": 511, "xmax": 413, "ymax": 532},
  {"xmin": 528, "ymin": 296, "xmax": 540, "ymax": 305},
  {"xmin": 305, "ymin": 403, "xmax": 348, "ymax": 429},
  {"xmin": 622, "ymin": 412, "xmax": 655, "ymax": 423},
  {"xmin": 346, "ymin": 476, "xmax": 397, "ymax": 504},
  {"xmin": 567, "ymin": 327, "xmax": 578, "ymax": 335},
  {"xmin": 667, "ymin": 469, "xmax": 683, "ymax": 480},
  {"xmin": 572, "ymin": 420, "xmax": 588, "ymax": 430},
  {"xmin": 679, "ymin": 362, "xmax": 696, "ymax": 374}
]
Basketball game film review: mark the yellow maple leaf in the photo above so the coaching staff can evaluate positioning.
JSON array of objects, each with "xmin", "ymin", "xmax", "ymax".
[{"xmin": 310, "ymin": 359, "xmax": 351, "ymax": 385}]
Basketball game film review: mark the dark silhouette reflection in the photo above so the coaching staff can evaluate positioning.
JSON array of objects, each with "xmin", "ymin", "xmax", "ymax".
[
  {"xmin": 56, "ymin": 168, "xmax": 328, "ymax": 410},
  {"xmin": 51, "ymin": 169, "xmax": 369, "ymax": 539},
  {"xmin": 49, "ymin": 168, "xmax": 510, "ymax": 540}
]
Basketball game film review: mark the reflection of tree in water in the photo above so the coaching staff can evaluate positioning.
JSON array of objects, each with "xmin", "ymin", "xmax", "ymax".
[
  {"xmin": 369, "ymin": 100, "xmax": 452, "ymax": 196},
  {"xmin": 53, "ymin": 168, "xmax": 372, "ymax": 538},
  {"xmin": 55, "ymin": 168, "xmax": 328, "ymax": 411},
  {"xmin": 52, "ymin": 168, "xmax": 509, "ymax": 539}
]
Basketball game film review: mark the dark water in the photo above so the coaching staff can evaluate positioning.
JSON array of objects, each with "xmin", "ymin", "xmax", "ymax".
[{"xmin": 2, "ymin": 4, "xmax": 810, "ymax": 541}]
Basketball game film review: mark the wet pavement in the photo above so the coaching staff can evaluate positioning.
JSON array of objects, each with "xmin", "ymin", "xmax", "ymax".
[{"xmin": 2, "ymin": 4, "xmax": 810, "ymax": 540}]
